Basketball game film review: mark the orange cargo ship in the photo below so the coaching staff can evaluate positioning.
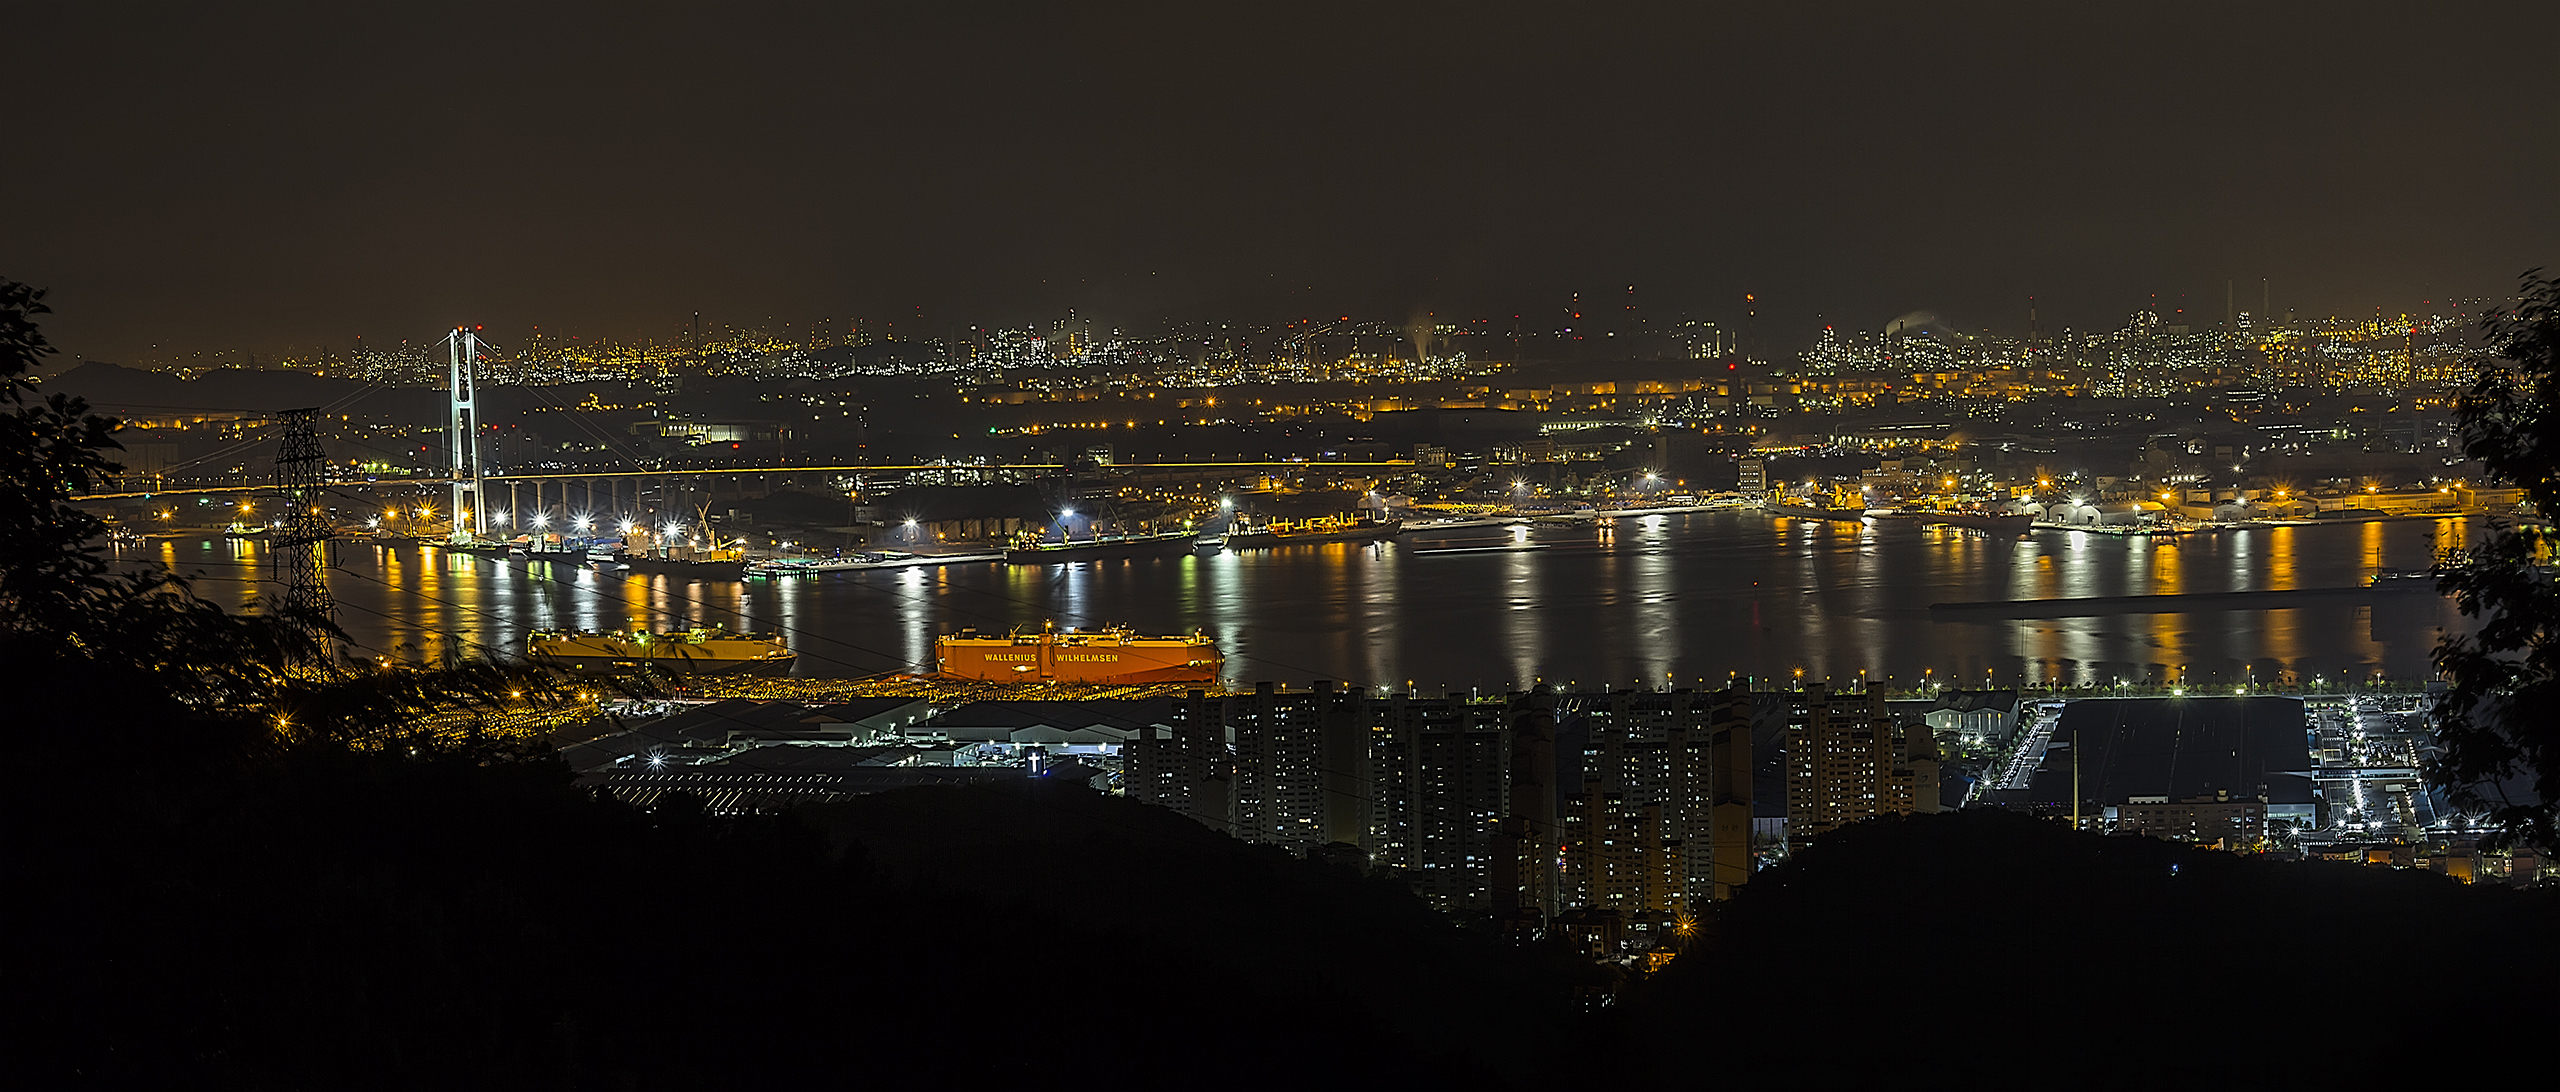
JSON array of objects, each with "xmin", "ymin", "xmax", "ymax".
[{"xmin": 936, "ymin": 623, "xmax": 1223, "ymax": 684}]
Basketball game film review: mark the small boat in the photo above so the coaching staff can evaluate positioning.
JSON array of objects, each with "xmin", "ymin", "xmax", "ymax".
[
  {"xmin": 1873, "ymin": 509, "xmax": 2034, "ymax": 535},
  {"xmin": 1761, "ymin": 499, "xmax": 1869, "ymax": 524},
  {"xmin": 1593, "ymin": 504, "xmax": 1713, "ymax": 518},
  {"xmin": 1003, "ymin": 529, "xmax": 1198, "ymax": 564},
  {"xmin": 746, "ymin": 551, "xmax": 1001, "ymax": 576},
  {"xmin": 1225, "ymin": 514, "xmax": 1400, "ymax": 549},
  {"xmin": 617, "ymin": 553, "xmax": 747, "ymax": 580},
  {"xmin": 1403, "ymin": 515, "xmax": 1530, "ymax": 535}
]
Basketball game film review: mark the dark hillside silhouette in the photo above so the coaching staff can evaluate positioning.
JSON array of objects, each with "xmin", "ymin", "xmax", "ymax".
[
  {"xmin": 21, "ymin": 752, "xmax": 1596, "ymax": 1086},
  {"xmin": 1615, "ymin": 810, "xmax": 2556, "ymax": 1087},
  {"xmin": 6, "ymin": 272, "xmax": 1594, "ymax": 1087},
  {"xmin": 805, "ymin": 781, "xmax": 1605, "ymax": 1080}
]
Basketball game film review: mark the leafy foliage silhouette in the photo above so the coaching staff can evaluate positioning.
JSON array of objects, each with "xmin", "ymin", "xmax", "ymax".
[
  {"xmin": 2436, "ymin": 268, "xmax": 2560, "ymax": 849},
  {"xmin": 1, "ymin": 276, "xmax": 552, "ymax": 749}
]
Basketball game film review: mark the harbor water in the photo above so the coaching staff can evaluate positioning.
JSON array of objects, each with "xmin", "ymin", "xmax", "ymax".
[{"xmin": 135, "ymin": 512, "xmax": 2480, "ymax": 692}]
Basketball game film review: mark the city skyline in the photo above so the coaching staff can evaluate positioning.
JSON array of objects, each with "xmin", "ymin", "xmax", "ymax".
[
  {"xmin": 47, "ymin": 287, "xmax": 2504, "ymax": 388},
  {"xmin": 8, "ymin": 2, "xmax": 2555, "ymax": 362}
]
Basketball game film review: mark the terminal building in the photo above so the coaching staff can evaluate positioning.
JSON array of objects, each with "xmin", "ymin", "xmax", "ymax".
[
  {"xmin": 2111, "ymin": 790, "xmax": 2266, "ymax": 848},
  {"xmin": 1919, "ymin": 689, "xmax": 2021, "ymax": 749},
  {"xmin": 1736, "ymin": 458, "xmax": 1767, "ymax": 498},
  {"xmin": 560, "ymin": 697, "xmax": 1118, "ymax": 810},
  {"xmin": 2001, "ymin": 696, "xmax": 2318, "ymax": 843}
]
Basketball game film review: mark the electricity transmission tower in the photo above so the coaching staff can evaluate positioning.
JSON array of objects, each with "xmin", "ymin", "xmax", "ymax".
[{"xmin": 270, "ymin": 406, "xmax": 336, "ymax": 648}]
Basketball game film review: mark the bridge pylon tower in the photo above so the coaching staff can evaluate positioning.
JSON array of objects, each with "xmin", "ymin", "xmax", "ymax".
[{"xmin": 443, "ymin": 327, "xmax": 489, "ymax": 542}]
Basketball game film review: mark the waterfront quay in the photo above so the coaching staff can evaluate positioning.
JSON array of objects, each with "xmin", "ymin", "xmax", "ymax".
[{"xmin": 686, "ymin": 673, "xmax": 1216, "ymax": 704}]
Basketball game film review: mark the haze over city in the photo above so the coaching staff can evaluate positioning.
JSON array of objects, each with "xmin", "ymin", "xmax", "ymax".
[{"xmin": 9, "ymin": 2, "xmax": 2555, "ymax": 364}]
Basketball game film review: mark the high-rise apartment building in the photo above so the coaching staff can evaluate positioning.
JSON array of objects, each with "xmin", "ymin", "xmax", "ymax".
[
  {"xmin": 1490, "ymin": 689, "xmax": 1562, "ymax": 927},
  {"xmin": 1783, "ymin": 683, "xmax": 1940, "ymax": 852},
  {"xmin": 1574, "ymin": 685, "xmax": 1755, "ymax": 908},
  {"xmin": 1131, "ymin": 687, "xmax": 1520, "ymax": 908},
  {"xmin": 1125, "ymin": 684, "xmax": 1757, "ymax": 921},
  {"xmin": 1125, "ymin": 690, "xmax": 1231, "ymax": 834},
  {"xmin": 1225, "ymin": 681, "xmax": 1370, "ymax": 854},
  {"xmin": 1370, "ymin": 692, "xmax": 1512, "ymax": 910},
  {"xmin": 1561, "ymin": 794, "xmax": 1676, "ymax": 916}
]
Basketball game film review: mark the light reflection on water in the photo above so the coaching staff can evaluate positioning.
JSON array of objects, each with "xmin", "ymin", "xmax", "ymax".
[{"xmin": 130, "ymin": 513, "xmax": 2479, "ymax": 692}]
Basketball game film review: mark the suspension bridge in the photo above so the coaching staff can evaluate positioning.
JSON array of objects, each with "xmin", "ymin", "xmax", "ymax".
[{"xmin": 69, "ymin": 326, "xmax": 1418, "ymax": 536}]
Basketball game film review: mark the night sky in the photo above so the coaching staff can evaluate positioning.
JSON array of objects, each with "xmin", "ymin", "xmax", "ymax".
[{"xmin": 8, "ymin": 1, "xmax": 2555, "ymax": 364}]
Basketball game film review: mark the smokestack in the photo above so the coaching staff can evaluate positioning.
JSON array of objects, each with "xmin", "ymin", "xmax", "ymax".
[{"xmin": 1744, "ymin": 293, "xmax": 1757, "ymax": 363}]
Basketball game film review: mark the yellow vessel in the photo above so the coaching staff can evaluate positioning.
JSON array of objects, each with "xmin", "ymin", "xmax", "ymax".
[{"xmin": 527, "ymin": 625, "xmax": 794, "ymax": 674}]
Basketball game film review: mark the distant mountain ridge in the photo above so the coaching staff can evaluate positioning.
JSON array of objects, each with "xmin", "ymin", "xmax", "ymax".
[{"xmin": 38, "ymin": 360, "xmax": 378, "ymax": 413}]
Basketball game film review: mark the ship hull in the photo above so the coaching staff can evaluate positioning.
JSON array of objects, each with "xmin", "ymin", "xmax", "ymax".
[
  {"xmin": 528, "ymin": 650, "xmax": 788, "ymax": 675},
  {"xmin": 749, "ymin": 552, "xmax": 1003, "ymax": 576},
  {"xmin": 515, "ymin": 548, "xmax": 592, "ymax": 565},
  {"xmin": 1762, "ymin": 501, "xmax": 1870, "ymax": 523},
  {"xmin": 1869, "ymin": 510, "xmax": 2030, "ymax": 534},
  {"xmin": 1402, "ymin": 517, "xmax": 1529, "ymax": 535},
  {"xmin": 616, "ymin": 555, "xmax": 748, "ymax": 580},
  {"xmin": 937, "ymin": 632, "xmax": 1222, "ymax": 684},
  {"xmin": 1225, "ymin": 520, "xmax": 1401, "ymax": 549},
  {"xmin": 1923, "ymin": 511, "xmax": 2031, "ymax": 534},
  {"xmin": 529, "ymin": 631, "xmax": 794, "ymax": 675},
  {"xmin": 1004, "ymin": 533, "xmax": 1197, "ymax": 564}
]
